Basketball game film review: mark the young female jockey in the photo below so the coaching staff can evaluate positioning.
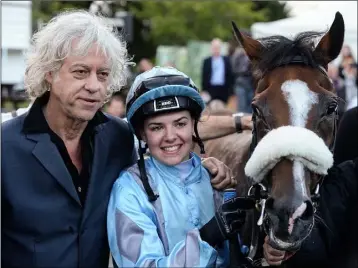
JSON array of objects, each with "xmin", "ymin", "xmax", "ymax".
[{"xmin": 107, "ymin": 67, "xmax": 247, "ymax": 267}]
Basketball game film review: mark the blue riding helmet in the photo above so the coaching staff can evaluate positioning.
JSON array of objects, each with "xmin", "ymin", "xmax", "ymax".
[{"xmin": 126, "ymin": 66, "xmax": 206, "ymax": 133}]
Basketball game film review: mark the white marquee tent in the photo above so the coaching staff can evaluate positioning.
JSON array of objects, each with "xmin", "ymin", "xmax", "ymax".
[{"xmin": 251, "ymin": 2, "xmax": 357, "ymax": 62}]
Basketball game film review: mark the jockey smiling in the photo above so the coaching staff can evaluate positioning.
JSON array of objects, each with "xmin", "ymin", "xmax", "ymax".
[{"xmin": 106, "ymin": 66, "xmax": 248, "ymax": 267}]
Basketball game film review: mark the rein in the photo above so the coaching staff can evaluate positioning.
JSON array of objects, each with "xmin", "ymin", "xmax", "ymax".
[{"xmin": 230, "ymin": 56, "xmax": 339, "ymax": 267}]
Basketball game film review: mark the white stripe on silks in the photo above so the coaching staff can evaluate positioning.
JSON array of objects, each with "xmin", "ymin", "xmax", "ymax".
[{"xmin": 244, "ymin": 126, "xmax": 333, "ymax": 183}]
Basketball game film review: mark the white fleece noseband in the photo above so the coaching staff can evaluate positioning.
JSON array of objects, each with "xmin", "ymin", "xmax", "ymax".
[{"xmin": 244, "ymin": 126, "xmax": 333, "ymax": 182}]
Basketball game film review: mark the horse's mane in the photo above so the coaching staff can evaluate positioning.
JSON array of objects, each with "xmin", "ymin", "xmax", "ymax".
[{"xmin": 254, "ymin": 31, "xmax": 328, "ymax": 78}]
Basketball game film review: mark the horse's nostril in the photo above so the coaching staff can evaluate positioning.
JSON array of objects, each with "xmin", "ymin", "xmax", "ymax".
[{"xmin": 301, "ymin": 201, "xmax": 313, "ymax": 221}]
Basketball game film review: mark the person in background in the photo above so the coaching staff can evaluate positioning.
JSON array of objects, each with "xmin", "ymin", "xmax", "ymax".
[
  {"xmin": 338, "ymin": 45, "xmax": 358, "ymax": 110},
  {"xmin": 1, "ymin": 10, "xmax": 234, "ymax": 268},
  {"xmin": 230, "ymin": 35, "xmax": 254, "ymax": 113},
  {"xmin": 106, "ymin": 92, "xmax": 126, "ymax": 118},
  {"xmin": 342, "ymin": 59, "xmax": 357, "ymax": 110},
  {"xmin": 107, "ymin": 66, "xmax": 248, "ymax": 267},
  {"xmin": 338, "ymin": 44, "xmax": 357, "ymax": 82},
  {"xmin": 138, "ymin": 58, "xmax": 154, "ymax": 74},
  {"xmin": 328, "ymin": 63, "xmax": 346, "ymax": 119},
  {"xmin": 201, "ymin": 38, "xmax": 234, "ymax": 104}
]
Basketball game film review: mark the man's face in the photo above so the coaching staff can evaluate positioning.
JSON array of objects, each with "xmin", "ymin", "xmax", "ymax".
[
  {"xmin": 211, "ymin": 40, "xmax": 221, "ymax": 57},
  {"xmin": 46, "ymin": 42, "xmax": 110, "ymax": 121}
]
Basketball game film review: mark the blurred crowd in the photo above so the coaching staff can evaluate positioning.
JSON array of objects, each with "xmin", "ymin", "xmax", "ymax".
[
  {"xmin": 198, "ymin": 37, "xmax": 358, "ymax": 118},
  {"xmin": 328, "ymin": 44, "xmax": 358, "ymax": 117},
  {"xmin": 1, "ymin": 39, "xmax": 357, "ymax": 122},
  {"xmin": 112, "ymin": 41, "xmax": 356, "ymax": 122},
  {"xmin": 104, "ymin": 37, "xmax": 357, "ymax": 121},
  {"xmin": 200, "ymin": 36, "xmax": 254, "ymax": 114},
  {"xmin": 102, "ymin": 35, "xmax": 256, "ymax": 120}
]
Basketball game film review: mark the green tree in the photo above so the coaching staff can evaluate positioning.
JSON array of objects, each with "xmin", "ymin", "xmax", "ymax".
[
  {"xmin": 30, "ymin": 1, "xmax": 288, "ymax": 62},
  {"xmin": 32, "ymin": 0, "xmax": 92, "ymax": 32},
  {"xmin": 252, "ymin": 1, "xmax": 289, "ymax": 22},
  {"xmin": 128, "ymin": 1, "xmax": 268, "ymax": 46}
]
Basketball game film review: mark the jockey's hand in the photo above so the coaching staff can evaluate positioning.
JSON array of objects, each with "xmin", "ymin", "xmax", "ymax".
[
  {"xmin": 263, "ymin": 236, "xmax": 296, "ymax": 266},
  {"xmin": 201, "ymin": 157, "xmax": 236, "ymax": 190}
]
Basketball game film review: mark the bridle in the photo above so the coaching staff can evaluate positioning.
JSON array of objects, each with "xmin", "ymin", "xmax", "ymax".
[
  {"xmin": 247, "ymin": 99, "xmax": 338, "ymax": 208},
  {"xmin": 231, "ymin": 55, "xmax": 339, "ymax": 267},
  {"xmin": 247, "ymin": 55, "xmax": 339, "ymax": 204}
]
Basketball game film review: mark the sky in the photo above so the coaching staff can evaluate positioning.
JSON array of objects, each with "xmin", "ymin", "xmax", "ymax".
[
  {"xmin": 283, "ymin": 1, "xmax": 357, "ymax": 17},
  {"xmin": 273, "ymin": 1, "xmax": 357, "ymax": 59}
]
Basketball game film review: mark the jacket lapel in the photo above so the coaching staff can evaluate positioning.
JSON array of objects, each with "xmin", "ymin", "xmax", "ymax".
[
  {"xmin": 28, "ymin": 133, "xmax": 82, "ymax": 206},
  {"xmin": 81, "ymin": 124, "xmax": 110, "ymax": 226}
]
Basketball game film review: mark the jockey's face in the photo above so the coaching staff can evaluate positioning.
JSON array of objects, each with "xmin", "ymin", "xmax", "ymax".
[
  {"xmin": 141, "ymin": 110, "xmax": 194, "ymax": 166},
  {"xmin": 45, "ymin": 40, "xmax": 110, "ymax": 122}
]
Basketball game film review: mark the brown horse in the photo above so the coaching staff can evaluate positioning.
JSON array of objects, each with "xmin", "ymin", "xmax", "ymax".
[{"xmin": 200, "ymin": 12, "xmax": 345, "ymax": 262}]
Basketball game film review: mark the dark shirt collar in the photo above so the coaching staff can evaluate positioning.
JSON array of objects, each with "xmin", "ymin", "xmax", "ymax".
[{"xmin": 22, "ymin": 92, "xmax": 108, "ymax": 135}]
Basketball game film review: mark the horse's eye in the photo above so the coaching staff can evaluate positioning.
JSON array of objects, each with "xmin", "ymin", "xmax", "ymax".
[{"xmin": 326, "ymin": 102, "xmax": 338, "ymax": 116}]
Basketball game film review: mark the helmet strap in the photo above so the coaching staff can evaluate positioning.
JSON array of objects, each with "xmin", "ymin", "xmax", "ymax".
[
  {"xmin": 137, "ymin": 139, "xmax": 158, "ymax": 202},
  {"xmin": 194, "ymin": 121, "xmax": 206, "ymax": 157}
]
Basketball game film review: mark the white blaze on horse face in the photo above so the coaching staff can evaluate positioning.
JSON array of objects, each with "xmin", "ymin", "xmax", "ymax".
[
  {"xmin": 293, "ymin": 161, "xmax": 307, "ymax": 197},
  {"xmin": 281, "ymin": 80, "xmax": 318, "ymax": 127},
  {"xmin": 281, "ymin": 79, "xmax": 318, "ymax": 198}
]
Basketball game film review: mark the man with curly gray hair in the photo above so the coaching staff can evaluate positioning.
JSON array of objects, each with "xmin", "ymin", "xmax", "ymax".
[
  {"xmin": 1, "ymin": 10, "xmax": 136, "ymax": 268},
  {"xmin": 1, "ymin": 9, "xmax": 238, "ymax": 268}
]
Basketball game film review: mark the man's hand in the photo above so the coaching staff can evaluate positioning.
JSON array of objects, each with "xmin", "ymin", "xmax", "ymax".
[
  {"xmin": 233, "ymin": 113, "xmax": 253, "ymax": 132},
  {"xmin": 263, "ymin": 236, "xmax": 296, "ymax": 266},
  {"xmin": 201, "ymin": 157, "xmax": 236, "ymax": 190},
  {"xmin": 241, "ymin": 114, "xmax": 253, "ymax": 130}
]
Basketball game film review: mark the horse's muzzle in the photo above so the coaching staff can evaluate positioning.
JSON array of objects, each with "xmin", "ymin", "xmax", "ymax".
[{"xmin": 263, "ymin": 209, "xmax": 314, "ymax": 252}]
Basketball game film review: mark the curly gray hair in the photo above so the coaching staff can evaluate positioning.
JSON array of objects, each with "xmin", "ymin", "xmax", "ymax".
[{"xmin": 24, "ymin": 9, "xmax": 132, "ymax": 100}]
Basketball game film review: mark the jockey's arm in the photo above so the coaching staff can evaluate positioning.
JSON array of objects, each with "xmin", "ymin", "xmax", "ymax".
[{"xmin": 198, "ymin": 113, "xmax": 252, "ymax": 141}]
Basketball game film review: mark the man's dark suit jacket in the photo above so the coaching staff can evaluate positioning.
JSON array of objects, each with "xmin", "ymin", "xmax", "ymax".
[
  {"xmin": 1, "ymin": 110, "xmax": 136, "ymax": 267},
  {"xmin": 201, "ymin": 56, "xmax": 234, "ymax": 103}
]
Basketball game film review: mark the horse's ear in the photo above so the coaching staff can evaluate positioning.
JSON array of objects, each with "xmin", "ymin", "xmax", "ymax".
[
  {"xmin": 231, "ymin": 21, "xmax": 263, "ymax": 61},
  {"xmin": 315, "ymin": 12, "xmax": 345, "ymax": 65}
]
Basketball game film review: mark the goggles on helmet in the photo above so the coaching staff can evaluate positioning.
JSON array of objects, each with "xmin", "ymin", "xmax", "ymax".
[{"xmin": 126, "ymin": 75, "xmax": 198, "ymax": 112}]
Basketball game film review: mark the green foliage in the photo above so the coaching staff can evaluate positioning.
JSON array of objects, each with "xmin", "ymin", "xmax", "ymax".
[
  {"xmin": 128, "ymin": 1, "xmax": 267, "ymax": 46},
  {"xmin": 30, "ymin": 1, "xmax": 289, "ymax": 60},
  {"xmin": 32, "ymin": 0, "xmax": 92, "ymax": 32},
  {"xmin": 252, "ymin": 1, "xmax": 290, "ymax": 21}
]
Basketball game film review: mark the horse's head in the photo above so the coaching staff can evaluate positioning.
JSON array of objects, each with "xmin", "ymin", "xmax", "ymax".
[{"xmin": 232, "ymin": 12, "xmax": 344, "ymax": 251}]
